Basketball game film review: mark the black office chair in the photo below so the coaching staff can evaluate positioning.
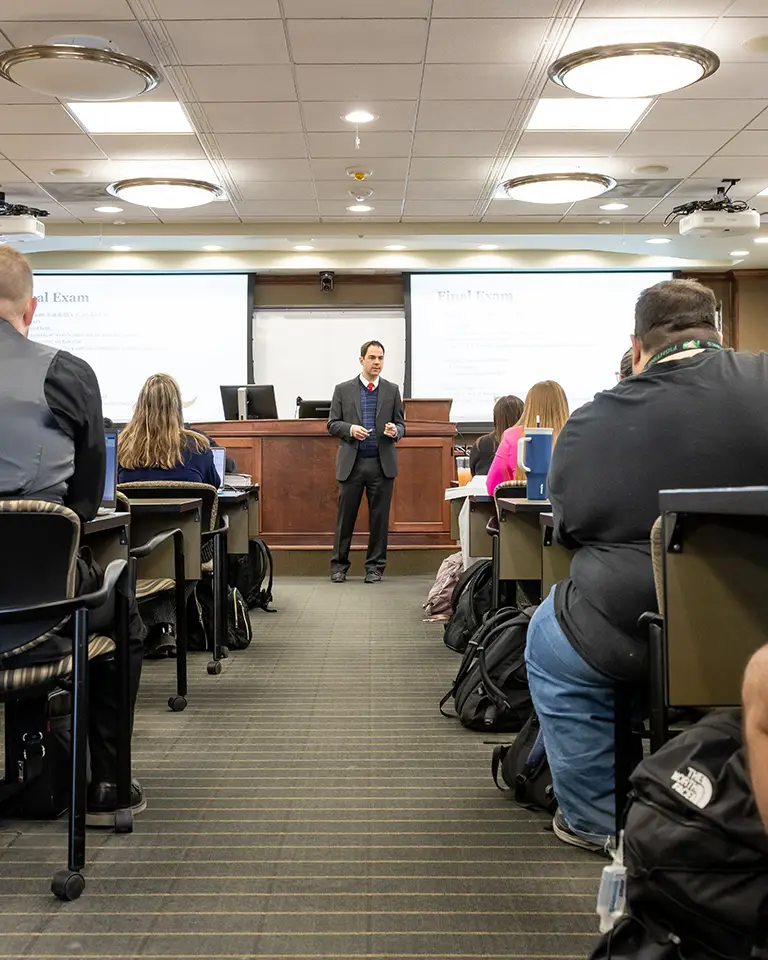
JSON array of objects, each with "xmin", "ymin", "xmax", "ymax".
[
  {"xmin": 118, "ymin": 482, "xmax": 230, "ymax": 674},
  {"xmin": 0, "ymin": 500, "xmax": 133, "ymax": 901}
]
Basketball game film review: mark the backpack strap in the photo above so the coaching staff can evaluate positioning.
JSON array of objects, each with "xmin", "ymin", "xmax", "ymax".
[
  {"xmin": 439, "ymin": 614, "xmax": 511, "ymax": 718},
  {"xmin": 514, "ymin": 727, "xmax": 546, "ymax": 805},
  {"xmin": 491, "ymin": 744, "xmax": 511, "ymax": 792}
]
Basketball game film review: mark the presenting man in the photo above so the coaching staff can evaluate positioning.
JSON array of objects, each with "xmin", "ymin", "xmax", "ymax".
[{"xmin": 328, "ymin": 340, "xmax": 405, "ymax": 583}]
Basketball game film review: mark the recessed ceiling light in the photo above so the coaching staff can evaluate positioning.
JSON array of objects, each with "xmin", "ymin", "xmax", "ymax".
[
  {"xmin": 342, "ymin": 110, "xmax": 377, "ymax": 124},
  {"xmin": 201, "ymin": 244, "xmax": 223, "ymax": 251},
  {"xmin": 600, "ymin": 202, "xmax": 629, "ymax": 211},
  {"xmin": 730, "ymin": 250, "xmax": 750, "ymax": 257},
  {"xmin": 742, "ymin": 35, "xmax": 768, "ymax": 55},
  {"xmin": 633, "ymin": 164, "xmax": 669, "ymax": 175},
  {"xmin": 292, "ymin": 244, "xmax": 315, "ymax": 251},
  {"xmin": 753, "ymin": 236, "xmax": 768, "ymax": 244},
  {"xmin": 68, "ymin": 100, "xmax": 193, "ymax": 134},
  {"xmin": 478, "ymin": 243, "xmax": 500, "ymax": 250},
  {"xmin": 49, "ymin": 167, "xmax": 87, "ymax": 178},
  {"xmin": 646, "ymin": 237, "xmax": 672, "ymax": 244},
  {"xmin": 527, "ymin": 97, "xmax": 651, "ymax": 131},
  {"xmin": 110, "ymin": 245, "xmax": 132, "ymax": 252},
  {"xmin": 346, "ymin": 203, "xmax": 374, "ymax": 212},
  {"xmin": 94, "ymin": 204, "xmax": 123, "ymax": 213},
  {"xmin": 0, "ymin": 35, "xmax": 162, "ymax": 100},
  {"xmin": 501, "ymin": 172, "xmax": 616, "ymax": 204},
  {"xmin": 548, "ymin": 42, "xmax": 720, "ymax": 98},
  {"xmin": 385, "ymin": 244, "xmax": 407, "ymax": 250},
  {"xmin": 107, "ymin": 177, "xmax": 224, "ymax": 209}
]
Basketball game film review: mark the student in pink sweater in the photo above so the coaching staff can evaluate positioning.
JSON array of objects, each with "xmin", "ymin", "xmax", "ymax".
[{"xmin": 486, "ymin": 380, "xmax": 569, "ymax": 494}]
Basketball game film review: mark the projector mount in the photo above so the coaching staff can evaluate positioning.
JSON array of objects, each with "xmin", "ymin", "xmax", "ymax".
[
  {"xmin": 663, "ymin": 179, "xmax": 751, "ymax": 226},
  {"xmin": 0, "ymin": 190, "xmax": 49, "ymax": 218}
]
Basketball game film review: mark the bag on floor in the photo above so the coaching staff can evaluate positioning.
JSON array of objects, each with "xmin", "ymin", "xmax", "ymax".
[
  {"xmin": 589, "ymin": 709, "xmax": 768, "ymax": 960},
  {"xmin": 228, "ymin": 538, "xmax": 275, "ymax": 612},
  {"xmin": 491, "ymin": 708, "xmax": 557, "ymax": 815},
  {"xmin": 187, "ymin": 580, "xmax": 253, "ymax": 651},
  {"xmin": 440, "ymin": 605, "xmax": 534, "ymax": 731},
  {"xmin": 443, "ymin": 559, "xmax": 493, "ymax": 653},
  {"xmin": 424, "ymin": 551, "xmax": 463, "ymax": 618}
]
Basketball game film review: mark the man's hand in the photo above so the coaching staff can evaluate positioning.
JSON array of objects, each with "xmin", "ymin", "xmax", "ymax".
[
  {"xmin": 384, "ymin": 422, "xmax": 398, "ymax": 439},
  {"xmin": 351, "ymin": 425, "xmax": 370, "ymax": 441}
]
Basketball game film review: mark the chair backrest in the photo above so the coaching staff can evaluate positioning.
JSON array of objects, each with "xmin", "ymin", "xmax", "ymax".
[
  {"xmin": 650, "ymin": 516, "xmax": 664, "ymax": 616},
  {"xmin": 493, "ymin": 479, "xmax": 527, "ymax": 517},
  {"xmin": 0, "ymin": 500, "xmax": 80, "ymax": 656},
  {"xmin": 117, "ymin": 481, "xmax": 219, "ymax": 562}
]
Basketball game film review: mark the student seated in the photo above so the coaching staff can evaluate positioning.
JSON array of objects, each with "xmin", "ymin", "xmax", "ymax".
[
  {"xmin": 486, "ymin": 381, "xmax": 569, "ymax": 494},
  {"xmin": 0, "ymin": 244, "xmax": 146, "ymax": 825},
  {"xmin": 526, "ymin": 279, "xmax": 768, "ymax": 853},
  {"xmin": 470, "ymin": 395, "xmax": 523, "ymax": 476},
  {"xmin": 118, "ymin": 373, "xmax": 219, "ymax": 487}
]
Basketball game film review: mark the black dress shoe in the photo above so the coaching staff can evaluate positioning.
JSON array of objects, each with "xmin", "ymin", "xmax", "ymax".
[
  {"xmin": 86, "ymin": 778, "xmax": 147, "ymax": 828},
  {"xmin": 364, "ymin": 570, "xmax": 383, "ymax": 583},
  {"xmin": 331, "ymin": 571, "xmax": 347, "ymax": 583}
]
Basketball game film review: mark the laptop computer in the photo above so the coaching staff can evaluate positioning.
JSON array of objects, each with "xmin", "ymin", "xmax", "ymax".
[
  {"xmin": 211, "ymin": 446, "xmax": 226, "ymax": 490},
  {"xmin": 98, "ymin": 430, "xmax": 118, "ymax": 515}
]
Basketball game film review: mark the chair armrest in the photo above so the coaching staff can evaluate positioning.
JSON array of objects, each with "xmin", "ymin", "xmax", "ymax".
[
  {"xmin": 486, "ymin": 516, "xmax": 500, "ymax": 536},
  {"xmin": 200, "ymin": 514, "xmax": 230, "ymax": 542},
  {"xmin": 0, "ymin": 558, "xmax": 128, "ymax": 624},
  {"xmin": 639, "ymin": 611, "xmax": 664, "ymax": 629},
  {"xmin": 131, "ymin": 527, "xmax": 182, "ymax": 560}
]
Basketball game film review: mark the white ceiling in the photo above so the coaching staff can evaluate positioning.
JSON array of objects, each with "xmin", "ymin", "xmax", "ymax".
[{"xmin": 1, "ymin": 0, "xmax": 768, "ymax": 266}]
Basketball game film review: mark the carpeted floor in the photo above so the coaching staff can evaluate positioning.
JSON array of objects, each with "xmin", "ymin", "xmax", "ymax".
[{"xmin": 0, "ymin": 575, "xmax": 603, "ymax": 959}]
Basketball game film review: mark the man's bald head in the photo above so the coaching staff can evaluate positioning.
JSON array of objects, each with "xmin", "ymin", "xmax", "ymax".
[{"xmin": 0, "ymin": 245, "xmax": 36, "ymax": 334}]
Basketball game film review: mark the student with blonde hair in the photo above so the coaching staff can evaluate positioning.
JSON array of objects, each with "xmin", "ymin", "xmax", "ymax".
[{"xmin": 486, "ymin": 380, "xmax": 569, "ymax": 494}]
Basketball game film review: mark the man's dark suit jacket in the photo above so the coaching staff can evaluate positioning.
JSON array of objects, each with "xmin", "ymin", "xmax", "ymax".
[{"xmin": 327, "ymin": 377, "xmax": 406, "ymax": 482}]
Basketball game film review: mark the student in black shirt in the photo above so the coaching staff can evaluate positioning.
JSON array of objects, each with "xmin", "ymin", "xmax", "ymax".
[
  {"xmin": 525, "ymin": 279, "xmax": 768, "ymax": 852},
  {"xmin": 469, "ymin": 395, "xmax": 523, "ymax": 476}
]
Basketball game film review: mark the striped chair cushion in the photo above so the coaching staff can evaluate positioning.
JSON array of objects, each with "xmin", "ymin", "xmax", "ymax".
[
  {"xmin": 0, "ymin": 635, "xmax": 116, "ymax": 694},
  {"xmin": 136, "ymin": 577, "xmax": 175, "ymax": 599}
]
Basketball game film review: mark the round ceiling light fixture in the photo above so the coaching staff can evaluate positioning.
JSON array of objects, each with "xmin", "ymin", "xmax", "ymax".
[
  {"xmin": 0, "ymin": 35, "xmax": 162, "ymax": 101},
  {"xmin": 600, "ymin": 202, "xmax": 629, "ymax": 211},
  {"xmin": 500, "ymin": 172, "xmax": 616, "ymax": 204},
  {"xmin": 346, "ymin": 203, "xmax": 374, "ymax": 212},
  {"xmin": 646, "ymin": 237, "xmax": 672, "ymax": 245},
  {"xmin": 548, "ymin": 42, "xmax": 719, "ymax": 99},
  {"xmin": 107, "ymin": 177, "xmax": 224, "ymax": 209},
  {"xmin": 343, "ymin": 110, "xmax": 377, "ymax": 123}
]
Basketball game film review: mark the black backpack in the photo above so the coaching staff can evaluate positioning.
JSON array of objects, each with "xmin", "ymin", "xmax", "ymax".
[
  {"xmin": 188, "ymin": 581, "xmax": 253, "ymax": 651},
  {"xmin": 228, "ymin": 538, "xmax": 275, "ymax": 612},
  {"xmin": 443, "ymin": 559, "xmax": 493, "ymax": 653},
  {"xmin": 440, "ymin": 605, "xmax": 533, "ymax": 731},
  {"xmin": 491, "ymin": 708, "xmax": 557, "ymax": 816},
  {"xmin": 590, "ymin": 709, "xmax": 768, "ymax": 960}
]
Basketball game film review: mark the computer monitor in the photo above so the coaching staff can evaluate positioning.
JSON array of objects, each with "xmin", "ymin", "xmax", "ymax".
[
  {"xmin": 298, "ymin": 399, "xmax": 332, "ymax": 420},
  {"xmin": 220, "ymin": 385, "xmax": 278, "ymax": 421},
  {"xmin": 102, "ymin": 430, "xmax": 118, "ymax": 512},
  {"xmin": 211, "ymin": 446, "xmax": 226, "ymax": 489}
]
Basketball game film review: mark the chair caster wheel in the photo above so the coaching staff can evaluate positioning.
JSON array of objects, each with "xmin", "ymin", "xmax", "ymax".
[
  {"xmin": 51, "ymin": 870, "xmax": 85, "ymax": 901},
  {"xmin": 220, "ymin": 646, "xmax": 230, "ymax": 659},
  {"xmin": 114, "ymin": 807, "xmax": 133, "ymax": 834},
  {"xmin": 168, "ymin": 695, "xmax": 187, "ymax": 712},
  {"xmin": 207, "ymin": 660, "xmax": 221, "ymax": 675}
]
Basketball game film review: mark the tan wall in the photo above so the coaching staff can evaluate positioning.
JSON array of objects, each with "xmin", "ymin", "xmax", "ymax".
[
  {"xmin": 253, "ymin": 274, "xmax": 404, "ymax": 309},
  {"xmin": 734, "ymin": 273, "xmax": 768, "ymax": 353}
]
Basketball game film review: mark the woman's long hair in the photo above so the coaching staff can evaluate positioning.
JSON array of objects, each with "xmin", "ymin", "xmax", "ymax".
[
  {"xmin": 487, "ymin": 395, "xmax": 524, "ymax": 444},
  {"xmin": 118, "ymin": 373, "xmax": 209, "ymax": 470},
  {"xmin": 513, "ymin": 380, "xmax": 570, "ymax": 481}
]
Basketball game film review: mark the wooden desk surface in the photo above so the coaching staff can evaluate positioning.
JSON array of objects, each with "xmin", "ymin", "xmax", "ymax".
[
  {"xmin": 660, "ymin": 486, "xmax": 768, "ymax": 517},
  {"xmin": 218, "ymin": 491, "xmax": 248, "ymax": 504},
  {"xmin": 83, "ymin": 511, "xmax": 131, "ymax": 535},
  {"xmin": 126, "ymin": 498, "xmax": 202, "ymax": 514},
  {"xmin": 540, "ymin": 512, "xmax": 555, "ymax": 529},
  {"xmin": 497, "ymin": 497, "xmax": 551, "ymax": 515}
]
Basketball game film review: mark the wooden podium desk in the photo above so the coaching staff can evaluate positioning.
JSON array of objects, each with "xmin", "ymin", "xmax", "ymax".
[{"xmin": 194, "ymin": 419, "xmax": 456, "ymax": 548}]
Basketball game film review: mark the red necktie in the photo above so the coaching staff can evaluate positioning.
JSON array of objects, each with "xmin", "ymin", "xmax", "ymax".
[{"xmin": 367, "ymin": 382, "xmax": 375, "ymax": 391}]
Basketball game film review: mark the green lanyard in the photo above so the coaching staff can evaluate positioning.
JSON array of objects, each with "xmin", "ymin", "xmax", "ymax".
[{"xmin": 644, "ymin": 338, "xmax": 723, "ymax": 370}]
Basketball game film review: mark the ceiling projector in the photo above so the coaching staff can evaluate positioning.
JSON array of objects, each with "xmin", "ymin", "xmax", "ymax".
[
  {"xmin": 667, "ymin": 178, "xmax": 761, "ymax": 239},
  {"xmin": 0, "ymin": 215, "xmax": 46, "ymax": 242}
]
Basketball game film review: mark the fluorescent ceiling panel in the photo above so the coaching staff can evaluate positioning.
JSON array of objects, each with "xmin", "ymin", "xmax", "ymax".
[
  {"xmin": 527, "ymin": 98, "xmax": 651, "ymax": 131},
  {"xmin": 67, "ymin": 101, "xmax": 194, "ymax": 134}
]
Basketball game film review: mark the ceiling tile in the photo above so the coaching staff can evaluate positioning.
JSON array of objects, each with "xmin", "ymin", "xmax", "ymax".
[
  {"xmin": 0, "ymin": 134, "xmax": 104, "ymax": 160},
  {"xmin": 667, "ymin": 177, "xmax": 768, "ymax": 200},
  {"xmin": 0, "ymin": 21, "xmax": 156, "ymax": 63},
  {"xmin": 239, "ymin": 181, "xmax": 316, "ymax": 200},
  {"xmin": 433, "ymin": 0, "xmax": 558, "ymax": 15},
  {"xmin": 662, "ymin": 63, "xmax": 768, "ymax": 100},
  {"xmin": 420, "ymin": 64, "xmax": 529, "ymax": 100},
  {"xmin": 315, "ymin": 180, "xmax": 406, "ymax": 200},
  {"xmin": 61, "ymin": 202, "xmax": 163, "ymax": 221},
  {"xmin": 226, "ymin": 158, "xmax": 312, "ymax": 180},
  {"xmin": 409, "ymin": 157, "xmax": 495, "ymax": 180},
  {"xmin": 411, "ymin": 131, "xmax": 503, "ymax": 157},
  {"xmin": 282, "ymin": 0, "xmax": 431, "ymax": 15},
  {"xmin": 416, "ymin": 100, "xmax": 515, "ymax": 131},
  {"xmin": 718, "ymin": 130, "xmax": 768, "ymax": 155},
  {"xmin": 288, "ymin": 19, "xmax": 428, "ymax": 63},
  {"xmin": 310, "ymin": 157, "xmax": 410, "ymax": 180},
  {"xmin": 154, "ymin": 0, "xmax": 280, "ymax": 16},
  {"xmin": 724, "ymin": 0, "xmax": 768, "ymax": 11},
  {"xmin": 570, "ymin": 197, "xmax": 667, "ymax": 215},
  {"xmin": 515, "ymin": 131, "xmax": 625, "ymax": 157},
  {"xmin": 406, "ymin": 180, "xmax": 485, "ymax": 200},
  {"xmin": 747, "ymin": 108, "xmax": 768, "ymax": 130},
  {"xmin": 403, "ymin": 200, "xmax": 478, "ymax": 217},
  {"xmin": 202, "ymin": 101, "xmax": 303, "ymax": 133},
  {"xmin": 12, "ymin": 158, "xmax": 218, "ymax": 182},
  {"xmin": 214, "ymin": 133, "xmax": 308, "ymax": 158},
  {"xmin": 577, "ymin": 1, "xmax": 731, "ymax": 14},
  {"xmin": 166, "ymin": 19, "xmax": 289, "ymax": 66},
  {"xmin": 700, "ymin": 18, "xmax": 768, "ymax": 62},
  {"xmin": 501, "ymin": 155, "xmax": 707, "ymax": 181},
  {"xmin": 92, "ymin": 134, "xmax": 206, "ymax": 160},
  {"xmin": 0, "ymin": 161, "xmax": 29, "ymax": 182},
  {"xmin": 301, "ymin": 101, "xmax": 417, "ymax": 133},
  {"xmin": 185, "ymin": 66, "xmax": 297, "ymax": 102},
  {"xmin": 481, "ymin": 214, "xmax": 565, "ymax": 222},
  {"xmin": 691, "ymin": 156, "xmax": 768, "ymax": 178},
  {"xmin": 295, "ymin": 65, "xmax": 423, "ymax": 101},
  {"xmin": 566, "ymin": 214, "xmax": 646, "ymax": 223},
  {"xmin": 561, "ymin": 17, "xmax": 715, "ymax": 55},
  {"xmin": 484, "ymin": 197, "xmax": 572, "ymax": 217},
  {"xmin": 0, "ymin": 105, "xmax": 84, "ymax": 134},
  {"xmin": 318, "ymin": 199, "xmax": 403, "ymax": 216},
  {"xmin": 0, "ymin": 82, "xmax": 54, "ymax": 105},
  {"xmin": 427, "ymin": 18, "xmax": 549, "ymax": 63},
  {"xmin": 638, "ymin": 99, "xmax": 768, "ymax": 131},
  {"xmin": 0, "ymin": 0, "xmax": 133, "ymax": 19},
  {"xmin": 156, "ymin": 207, "xmax": 240, "ymax": 221},
  {"xmin": 307, "ymin": 132, "xmax": 412, "ymax": 158},
  {"xmin": 616, "ymin": 130, "xmax": 734, "ymax": 156},
  {"xmin": 0, "ymin": 182, "xmax": 54, "ymax": 203},
  {"xmin": 235, "ymin": 200, "xmax": 319, "ymax": 217}
]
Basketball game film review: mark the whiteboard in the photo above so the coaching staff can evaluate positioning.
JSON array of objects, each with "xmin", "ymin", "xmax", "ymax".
[{"xmin": 252, "ymin": 309, "xmax": 405, "ymax": 419}]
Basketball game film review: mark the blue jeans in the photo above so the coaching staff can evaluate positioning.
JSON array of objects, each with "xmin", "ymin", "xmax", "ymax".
[{"xmin": 525, "ymin": 588, "xmax": 616, "ymax": 842}]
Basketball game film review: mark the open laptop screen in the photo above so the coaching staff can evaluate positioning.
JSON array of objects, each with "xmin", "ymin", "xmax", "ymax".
[
  {"xmin": 211, "ymin": 447, "xmax": 226, "ymax": 489},
  {"xmin": 103, "ymin": 431, "xmax": 118, "ymax": 509}
]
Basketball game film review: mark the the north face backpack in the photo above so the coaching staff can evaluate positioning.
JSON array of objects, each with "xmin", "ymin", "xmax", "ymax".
[
  {"xmin": 589, "ymin": 709, "xmax": 768, "ymax": 960},
  {"xmin": 491, "ymin": 708, "xmax": 557, "ymax": 816},
  {"xmin": 443, "ymin": 559, "xmax": 493, "ymax": 653},
  {"xmin": 440, "ymin": 605, "xmax": 533, "ymax": 732},
  {"xmin": 188, "ymin": 581, "xmax": 253, "ymax": 651},
  {"xmin": 228, "ymin": 538, "xmax": 275, "ymax": 612}
]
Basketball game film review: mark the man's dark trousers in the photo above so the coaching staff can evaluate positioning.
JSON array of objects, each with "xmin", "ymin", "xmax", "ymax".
[{"xmin": 331, "ymin": 456, "xmax": 393, "ymax": 575}]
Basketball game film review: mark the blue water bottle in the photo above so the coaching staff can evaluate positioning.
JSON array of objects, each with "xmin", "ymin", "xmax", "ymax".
[{"xmin": 517, "ymin": 427, "xmax": 553, "ymax": 500}]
